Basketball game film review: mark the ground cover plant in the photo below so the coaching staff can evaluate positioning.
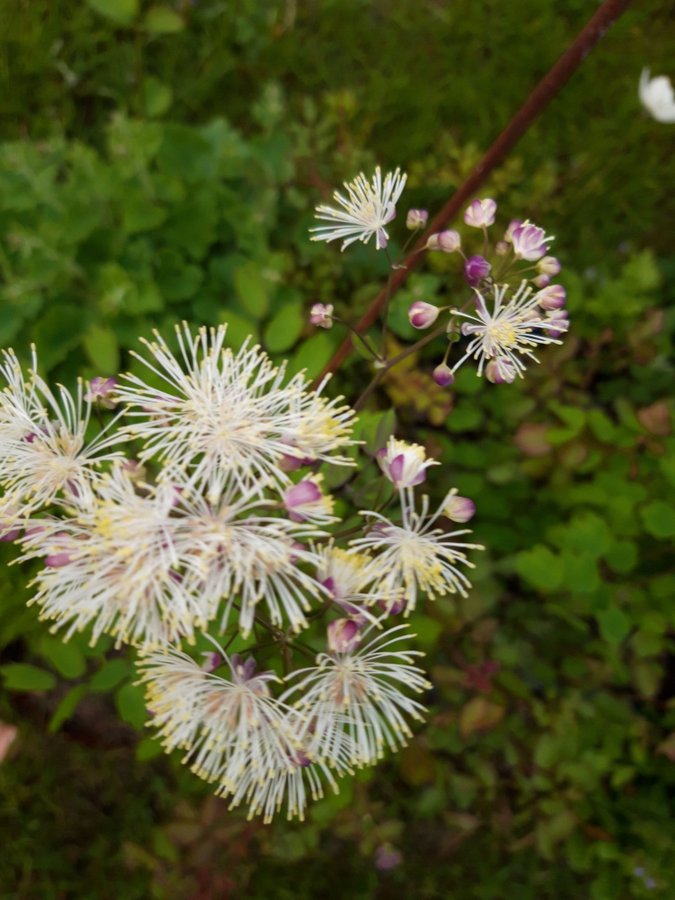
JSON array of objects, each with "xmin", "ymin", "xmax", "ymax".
[{"xmin": 1, "ymin": 1, "xmax": 674, "ymax": 898}]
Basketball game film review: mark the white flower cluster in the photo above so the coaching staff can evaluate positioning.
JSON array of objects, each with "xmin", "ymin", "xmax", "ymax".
[{"xmin": 1, "ymin": 324, "xmax": 484, "ymax": 822}]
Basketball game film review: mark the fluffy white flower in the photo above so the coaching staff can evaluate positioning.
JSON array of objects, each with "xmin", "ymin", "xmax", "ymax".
[
  {"xmin": 0, "ymin": 348, "xmax": 124, "ymax": 514},
  {"xmin": 115, "ymin": 324, "xmax": 355, "ymax": 498},
  {"xmin": 310, "ymin": 167, "xmax": 407, "ymax": 251},
  {"xmin": 281, "ymin": 625, "xmax": 430, "ymax": 767},
  {"xmin": 450, "ymin": 281, "xmax": 565, "ymax": 382},
  {"xmin": 639, "ymin": 68, "xmax": 675, "ymax": 123},
  {"xmin": 351, "ymin": 488, "xmax": 483, "ymax": 612},
  {"xmin": 17, "ymin": 466, "xmax": 215, "ymax": 647},
  {"xmin": 138, "ymin": 646, "xmax": 351, "ymax": 822}
]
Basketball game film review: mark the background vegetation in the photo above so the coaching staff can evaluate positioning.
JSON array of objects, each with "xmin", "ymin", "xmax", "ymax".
[{"xmin": 1, "ymin": 1, "xmax": 674, "ymax": 897}]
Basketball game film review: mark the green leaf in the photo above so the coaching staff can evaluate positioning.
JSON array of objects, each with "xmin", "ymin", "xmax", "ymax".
[
  {"xmin": 38, "ymin": 637, "xmax": 86, "ymax": 679},
  {"xmin": 516, "ymin": 545, "xmax": 564, "ymax": 592},
  {"xmin": 135, "ymin": 736, "xmax": 164, "ymax": 762},
  {"xmin": 143, "ymin": 7, "xmax": 184, "ymax": 34},
  {"xmin": 86, "ymin": 0, "xmax": 139, "ymax": 25},
  {"xmin": 1, "ymin": 663, "xmax": 57, "ymax": 692},
  {"xmin": 233, "ymin": 261, "xmax": 271, "ymax": 320},
  {"xmin": 33, "ymin": 305, "xmax": 88, "ymax": 370},
  {"xmin": 263, "ymin": 295, "xmax": 304, "ymax": 353},
  {"xmin": 286, "ymin": 332, "xmax": 338, "ymax": 379},
  {"xmin": 83, "ymin": 324, "xmax": 120, "ymax": 374},
  {"xmin": 220, "ymin": 311, "xmax": 258, "ymax": 349},
  {"xmin": 115, "ymin": 681, "xmax": 147, "ymax": 729},
  {"xmin": 597, "ymin": 607, "xmax": 631, "ymax": 644},
  {"xmin": 143, "ymin": 77, "xmax": 173, "ymax": 118},
  {"xmin": 640, "ymin": 501, "xmax": 675, "ymax": 539},
  {"xmin": 459, "ymin": 697, "xmax": 505, "ymax": 738},
  {"xmin": 89, "ymin": 658, "xmax": 131, "ymax": 692},
  {"xmin": 49, "ymin": 685, "xmax": 88, "ymax": 732}
]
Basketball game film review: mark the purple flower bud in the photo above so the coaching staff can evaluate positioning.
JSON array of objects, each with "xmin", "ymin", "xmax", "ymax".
[
  {"xmin": 406, "ymin": 208, "xmax": 428, "ymax": 230},
  {"xmin": 85, "ymin": 376, "xmax": 118, "ymax": 409},
  {"xmin": 538, "ymin": 255, "xmax": 561, "ymax": 276},
  {"xmin": 231, "ymin": 654, "xmax": 258, "ymax": 683},
  {"xmin": 374, "ymin": 845, "xmax": 402, "ymax": 872},
  {"xmin": 511, "ymin": 222, "xmax": 550, "ymax": 261},
  {"xmin": 284, "ymin": 479, "xmax": 323, "ymax": 522},
  {"xmin": 444, "ymin": 494, "xmax": 476, "ymax": 523},
  {"xmin": 0, "ymin": 527, "xmax": 20, "ymax": 543},
  {"xmin": 464, "ymin": 255, "xmax": 491, "ymax": 287},
  {"xmin": 378, "ymin": 595, "xmax": 407, "ymax": 616},
  {"xmin": 327, "ymin": 618, "xmax": 361, "ymax": 654},
  {"xmin": 426, "ymin": 230, "xmax": 461, "ymax": 253},
  {"xmin": 536, "ymin": 284, "xmax": 566, "ymax": 310},
  {"xmin": 532, "ymin": 273, "xmax": 550, "ymax": 289},
  {"xmin": 289, "ymin": 540, "xmax": 305, "ymax": 564},
  {"xmin": 485, "ymin": 357, "xmax": 517, "ymax": 384},
  {"xmin": 201, "ymin": 652, "xmax": 222, "ymax": 673},
  {"xmin": 464, "ymin": 198, "xmax": 497, "ymax": 228},
  {"xmin": 309, "ymin": 303, "xmax": 334, "ymax": 329},
  {"xmin": 408, "ymin": 300, "xmax": 439, "ymax": 329},
  {"xmin": 545, "ymin": 309, "xmax": 569, "ymax": 338},
  {"xmin": 45, "ymin": 550, "xmax": 73, "ymax": 568},
  {"xmin": 432, "ymin": 363, "xmax": 454, "ymax": 387}
]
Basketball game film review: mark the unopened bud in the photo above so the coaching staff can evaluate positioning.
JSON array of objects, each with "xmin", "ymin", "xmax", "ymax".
[
  {"xmin": 464, "ymin": 198, "xmax": 497, "ymax": 228},
  {"xmin": 444, "ymin": 493, "xmax": 476, "ymax": 523},
  {"xmin": 485, "ymin": 357, "xmax": 517, "ymax": 384},
  {"xmin": 464, "ymin": 255, "xmax": 491, "ymax": 287},
  {"xmin": 432, "ymin": 363, "xmax": 454, "ymax": 387},
  {"xmin": 408, "ymin": 300, "xmax": 439, "ymax": 329},
  {"xmin": 406, "ymin": 208, "xmax": 428, "ymax": 230},
  {"xmin": 532, "ymin": 273, "xmax": 550, "ymax": 289},
  {"xmin": 309, "ymin": 303, "xmax": 334, "ymax": 329},
  {"xmin": 538, "ymin": 256, "xmax": 561, "ymax": 276},
  {"xmin": 536, "ymin": 284, "xmax": 566, "ymax": 310},
  {"xmin": 327, "ymin": 618, "xmax": 361, "ymax": 654},
  {"xmin": 426, "ymin": 230, "xmax": 461, "ymax": 253}
]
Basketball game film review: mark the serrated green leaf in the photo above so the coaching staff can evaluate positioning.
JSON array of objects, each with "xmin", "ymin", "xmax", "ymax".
[{"xmin": 1, "ymin": 663, "xmax": 57, "ymax": 692}]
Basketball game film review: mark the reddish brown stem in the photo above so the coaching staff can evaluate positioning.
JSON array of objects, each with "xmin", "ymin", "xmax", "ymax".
[{"xmin": 316, "ymin": 0, "xmax": 631, "ymax": 383}]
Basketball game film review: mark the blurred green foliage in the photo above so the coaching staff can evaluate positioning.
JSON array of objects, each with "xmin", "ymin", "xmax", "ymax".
[{"xmin": 1, "ymin": 1, "xmax": 674, "ymax": 898}]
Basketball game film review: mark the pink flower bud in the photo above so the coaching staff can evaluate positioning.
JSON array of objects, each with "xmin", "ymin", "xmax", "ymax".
[
  {"xmin": 378, "ymin": 595, "xmax": 407, "ymax": 616},
  {"xmin": 45, "ymin": 550, "xmax": 73, "ymax": 568},
  {"xmin": 444, "ymin": 493, "xmax": 476, "ymax": 523},
  {"xmin": 545, "ymin": 309, "xmax": 569, "ymax": 338},
  {"xmin": 283, "ymin": 479, "xmax": 333, "ymax": 522},
  {"xmin": 532, "ymin": 273, "xmax": 550, "ymax": 289},
  {"xmin": 406, "ymin": 208, "xmax": 428, "ymax": 230},
  {"xmin": 538, "ymin": 256, "xmax": 561, "ymax": 276},
  {"xmin": 309, "ymin": 303, "xmax": 334, "ymax": 329},
  {"xmin": 504, "ymin": 219, "xmax": 522, "ymax": 242},
  {"xmin": 464, "ymin": 198, "xmax": 497, "ymax": 228},
  {"xmin": 201, "ymin": 652, "xmax": 222, "ymax": 673},
  {"xmin": 485, "ymin": 357, "xmax": 517, "ymax": 384},
  {"xmin": 511, "ymin": 222, "xmax": 550, "ymax": 261},
  {"xmin": 464, "ymin": 255, "xmax": 491, "ymax": 287},
  {"xmin": 426, "ymin": 230, "xmax": 461, "ymax": 253},
  {"xmin": 85, "ymin": 376, "xmax": 118, "ymax": 409},
  {"xmin": 0, "ymin": 527, "xmax": 20, "ymax": 543},
  {"xmin": 432, "ymin": 363, "xmax": 454, "ymax": 387},
  {"xmin": 408, "ymin": 300, "xmax": 439, "ymax": 329},
  {"xmin": 536, "ymin": 284, "xmax": 566, "ymax": 310},
  {"xmin": 327, "ymin": 618, "xmax": 361, "ymax": 654}
]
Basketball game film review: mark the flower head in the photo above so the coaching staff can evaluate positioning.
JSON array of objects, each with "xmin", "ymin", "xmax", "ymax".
[
  {"xmin": 310, "ymin": 167, "xmax": 407, "ymax": 251},
  {"xmin": 351, "ymin": 489, "xmax": 483, "ymax": 612},
  {"xmin": 281, "ymin": 625, "xmax": 430, "ymax": 766},
  {"xmin": 376, "ymin": 437, "xmax": 438, "ymax": 490},
  {"xmin": 114, "ymin": 324, "xmax": 355, "ymax": 497},
  {"xmin": 639, "ymin": 68, "xmax": 675, "ymax": 123},
  {"xmin": 511, "ymin": 221, "xmax": 552, "ymax": 261},
  {"xmin": 283, "ymin": 476, "xmax": 335, "ymax": 524},
  {"xmin": 450, "ymin": 281, "xmax": 566, "ymax": 380}
]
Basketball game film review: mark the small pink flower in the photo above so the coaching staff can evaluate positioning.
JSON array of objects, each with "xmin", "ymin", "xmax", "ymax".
[
  {"xmin": 432, "ymin": 363, "xmax": 454, "ymax": 387},
  {"xmin": 511, "ymin": 222, "xmax": 551, "ymax": 261},
  {"xmin": 374, "ymin": 845, "xmax": 402, "ymax": 871},
  {"xmin": 327, "ymin": 618, "xmax": 361, "ymax": 654},
  {"xmin": 444, "ymin": 493, "xmax": 476, "ymax": 523},
  {"xmin": 309, "ymin": 303, "xmax": 334, "ymax": 329},
  {"xmin": 426, "ymin": 230, "xmax": 461, "ymax": 253},
  {"xmin": 377, "ymin": 437, "xmax": 437, "ymax": 489},
  {"xmin": 85, "ymin": 376, "xmax": 118, "ymax": 409},
  {"xmin": 545, "ymin": 308, "xmax": 569, "ymax": 338},
  {"xmin": 464, "ymin": 198, "xmax": 497, "ymax": 228},
  {"xmin": 408, "ymin": 300, "xmax": 439, "ymax": 329},
  {"xmin": 406, "ymin": 208, "xmax": 428, "ymax": 230},
  {"xmin": 532, "ymin": 273, "xmax": 550, "ymax": 289},
  {"xmin": 464, "ymin": 255, "xmax": 491, "ymax": 287},
  {"xmin": 536, "ymin": 284, "xmax": 566, "ymax": 310}
]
